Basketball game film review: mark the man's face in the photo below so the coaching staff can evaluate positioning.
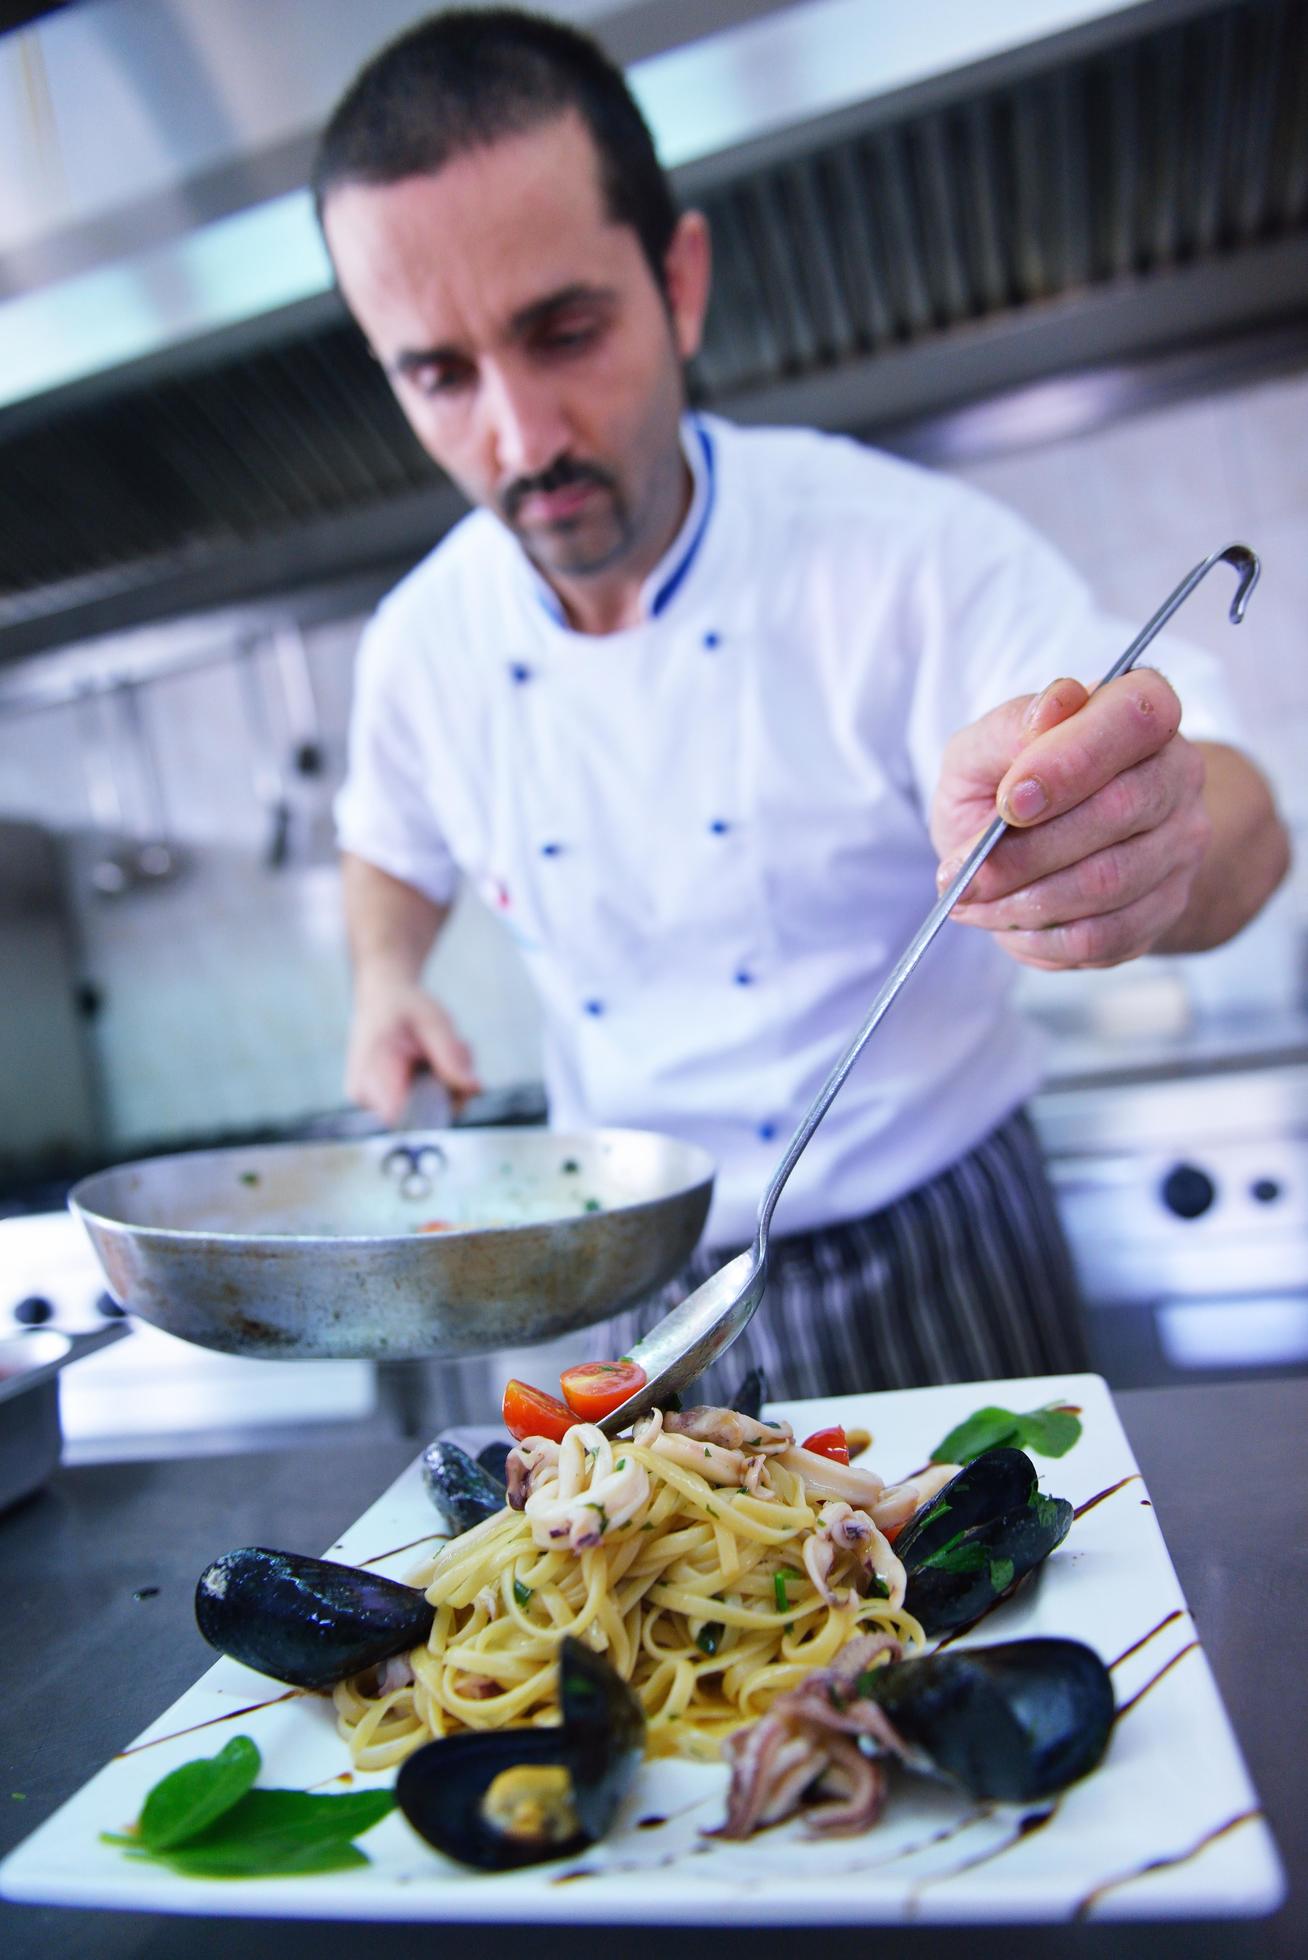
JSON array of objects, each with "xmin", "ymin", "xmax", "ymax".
[{"xmin": 323, "ymin": 112, "xmax": 708, "ymax": 587}]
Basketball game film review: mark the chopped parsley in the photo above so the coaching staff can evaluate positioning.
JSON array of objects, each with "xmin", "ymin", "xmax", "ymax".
[{"xmin": 512, "ymin": 1578, "xmax": 533, "ymax": 1608}]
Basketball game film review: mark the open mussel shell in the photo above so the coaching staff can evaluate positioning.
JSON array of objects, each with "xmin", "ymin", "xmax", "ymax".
[
  {"xmin": 898, "ymin": 1449, "xmax": 1073, "ymax": 1636},
  {"xmin": 195, "ymin": 1547, "xmax": 434, "ymax": 1690},
  {"xmin": 476, "ymin": 1440, "xmax": 513, "ymax": 1487},
  {"xmin": 895, "ymin": 1448, "xmax": 1038, "ymax": 1567},
  {"xmin": 421, "ymin": 1439, "xmax": 507, "ymax": 1533},
  {"xmin": 396, "ymin": 1636, "xmax": 645, "ymax": 1869},
  {"xmin": 860, "ymin": 1636, "xmax": 1115, "ymax": 1801}
]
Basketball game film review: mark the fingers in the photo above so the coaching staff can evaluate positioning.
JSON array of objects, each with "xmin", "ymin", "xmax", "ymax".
[
  {"xmin": 995, "ymin": 669, "xmax": 1182, "ymax": 828},
  {"xmin": 413, "ymin": 998, "xmax": 483, "ymax": 1105},
  {"xmin": 346, "ymin": 1031, "xmax": 413, "ymax": 1127},
  {"xmin": 346, "ymin": 991, "xmax": 482, "ymax": 1124},
  {"xmin": 945, "ymin": 738, "xmax": 1205, "ymax": 905},
  {"xmin": 951, "ymin": 797, "xmax": 1211, "ymax": 933},
  {"xmin": 937, "ymin": 676, "xmax": 1090, "ymax": 801},
  {"xmin": 979, "ymin": 864, "xmax": 1197, "ymax": 971}
]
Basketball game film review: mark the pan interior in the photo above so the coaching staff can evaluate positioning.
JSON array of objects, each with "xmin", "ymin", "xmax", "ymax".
[{"xmin": 71, "ymin": 1128, "xmax": 716, "ymax": 1243}]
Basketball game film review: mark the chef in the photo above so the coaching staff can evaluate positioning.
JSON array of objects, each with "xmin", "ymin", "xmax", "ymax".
[{"xmin": 321, "ymin": 9, "xmax": 1289, "ymax": 1416}]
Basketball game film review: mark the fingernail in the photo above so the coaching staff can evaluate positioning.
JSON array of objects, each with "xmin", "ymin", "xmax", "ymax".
[
  {"xmin": 1021, "ymin": 683, "xmax": 1055, "ymax": 732},
  {"xmin": 1002, "ymin": 777, "xmax": 1047, "ymax": 823},
  {"xmin": 936, "ymin": 857, "xmax": 961, "ymax": 892}
]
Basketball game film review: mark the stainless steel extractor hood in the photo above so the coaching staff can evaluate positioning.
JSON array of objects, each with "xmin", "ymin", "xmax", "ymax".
[{"xmin": 1, "ymin": 0, "xmax": 1306, "ymax": 659}]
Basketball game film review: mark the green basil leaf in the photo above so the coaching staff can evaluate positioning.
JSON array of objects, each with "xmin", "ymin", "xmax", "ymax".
[
  {"xmin": 160, "ymin": 1838, "xmax": 371, "ymax": 1879},
  {"xmin": 1017, "ymin": 1405, "xmax": 1082, "ymax": 1458},
  {"xmin": 113, "ymin": 1740, "xmax": 394, "ymax": 1881},
  {"xmin": 929, "ymin": 1406, "xmax": 1025, "ymax": 1465},
  {"xmin": 186, "ymin": 1787, "xmax": 394, "ymax": 1854},
  {"xmin": 138, "ymin": 1735, "xmax": 261, "ymax": 1851},
  {"xmin": 930, "ymin": 1401, "xmax": 1082, "ymax": 1465}
]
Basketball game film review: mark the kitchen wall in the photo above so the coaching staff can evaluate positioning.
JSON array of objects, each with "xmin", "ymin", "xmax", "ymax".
[{"xmin": 0, "ymin": 358, "xmax": 1305, "ymax": 1157}]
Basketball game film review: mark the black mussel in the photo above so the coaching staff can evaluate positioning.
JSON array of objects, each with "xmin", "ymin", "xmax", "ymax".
[
  {"xmin": 195, "ymin": 1547, "xmax": 434, "ymax": 1690},
  {"xmin": 857, "ymin": 1637, "xmax": 1115, "ymax": 1801},
  {"xmin": 895, "ymin": 1448, "xmax": 1038, "ymax": 1566},
  {"xmin": 476, "ymin": 1440, "xmax": 513, "ymax": 1487},
  {"xmin": 727, "ymin": 1364, "xmax": 769, "ymax": 1422},
  {"xmin": 396, "ymin": 1636, "xmax": 645, "ymax": 1869},
  {"xmin": 421, "ymin": 1439, "xmax": 507, "ymax": 1532},
  {"xmin": 897, "ymin": 1449, "xmax": 1072, "ymax": 1636}
]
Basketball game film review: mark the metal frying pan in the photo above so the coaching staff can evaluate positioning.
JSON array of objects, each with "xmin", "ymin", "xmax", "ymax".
[{"xmin": 69, "ymin": 1128, "xmax": 714, "ymax": 1361}]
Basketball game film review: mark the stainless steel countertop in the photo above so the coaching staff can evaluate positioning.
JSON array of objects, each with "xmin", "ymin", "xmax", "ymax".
[
  {"xmin": 1032, "ymin": 1003, "xmax": 1308, "ymax": 1094},
  {"xmin": 1, "ymin": 1379, "xmax": 1303, "ymax": 1959}
]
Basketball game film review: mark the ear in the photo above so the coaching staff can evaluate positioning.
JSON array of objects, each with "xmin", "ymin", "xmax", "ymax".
[{"xmin": 662, "ymin": 209, "xmax": 711, "ymax": 362}]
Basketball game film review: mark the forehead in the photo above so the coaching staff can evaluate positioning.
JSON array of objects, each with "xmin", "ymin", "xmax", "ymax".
[{"xmin": 323, "ymin": 110, "xmax": 648, "ymax": 353}]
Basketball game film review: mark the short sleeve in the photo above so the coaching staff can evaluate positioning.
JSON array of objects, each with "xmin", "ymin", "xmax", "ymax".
[
  {"xmin": 903, "ymin": 482, "xmax": 1239, "ymax": 807},
  {"xmin": 333, "ymin": 613, "xmax": 461, "ymax": 906}
]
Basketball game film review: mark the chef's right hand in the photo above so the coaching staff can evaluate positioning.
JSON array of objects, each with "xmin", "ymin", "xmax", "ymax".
[{"xmin": 345, "ymin": 978, "xmax": 482, "ymax": 1126}]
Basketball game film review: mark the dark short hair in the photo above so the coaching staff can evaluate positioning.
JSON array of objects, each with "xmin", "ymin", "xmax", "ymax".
[{"xmin": 312, "ymin": 7, "xmax": 679, "ymax": 287}]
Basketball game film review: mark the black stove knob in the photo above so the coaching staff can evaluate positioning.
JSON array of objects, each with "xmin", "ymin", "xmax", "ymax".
[
  {"xmin": 13, "ymin": 1295, "xmax": 55, "ymax": 1326},
  {"xmin": 96, "ymin": 1291, "xmax": 127, "ymax": 1319},
  {"xmin": 1161, "ymin": 1163, "xmax": 1216, "ymax": 1220}
]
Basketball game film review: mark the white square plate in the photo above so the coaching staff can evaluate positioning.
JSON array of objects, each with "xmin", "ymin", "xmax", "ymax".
[{"xmin": 0, "ymin": 1374, "xmax": 1285, "ymax": 1923}]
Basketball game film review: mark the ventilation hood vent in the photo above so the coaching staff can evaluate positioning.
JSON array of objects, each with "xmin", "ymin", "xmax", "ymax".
[{"xmin": 1, "ymin": 0, "xmax": 1305, "ymax": 660}]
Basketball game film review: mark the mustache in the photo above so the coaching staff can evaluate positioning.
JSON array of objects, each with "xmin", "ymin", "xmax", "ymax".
[{"xmin": 501, "ymin": 456, "xmax": 616, "ymax": 521}]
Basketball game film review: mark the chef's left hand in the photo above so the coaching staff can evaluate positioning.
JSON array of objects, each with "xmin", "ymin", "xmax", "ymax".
[{"xmin": 930, "ymin": 669, "xmax": 1212, "ymax": 970}]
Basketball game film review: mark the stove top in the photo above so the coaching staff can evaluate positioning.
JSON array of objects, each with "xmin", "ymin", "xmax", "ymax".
[{"xmin": 0, "ymin": 1210, "xmax": 376, "ymax": 1461}]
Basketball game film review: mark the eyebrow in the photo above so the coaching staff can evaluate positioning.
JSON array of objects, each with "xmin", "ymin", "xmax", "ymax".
[{"xmin": 388, "ymin": 282, "xmax": 619, "ymax": 376}]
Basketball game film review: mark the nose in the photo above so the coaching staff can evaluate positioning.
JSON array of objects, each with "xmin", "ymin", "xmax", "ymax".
[{"xmin": 479, "ymin": 360, "xmax": 570, "ymax": 484}]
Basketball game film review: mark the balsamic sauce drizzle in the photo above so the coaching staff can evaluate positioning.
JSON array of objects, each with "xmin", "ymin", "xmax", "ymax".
[
  {"xmin": 1113, "ymin": 1640, "xmax": 1200, "ymax": 1720},
  {"xmin": 118, "ymin": 1687, "xmax": 305, "ymax": 1754},
  {"xmin": 1073, "ymin": 1473, "xmax": 1142, "ymax": 1520},
  {"xmin": 354, "ymin": 1530, "xmax": 449, "ymax": 1567},
  {"xmin": 1073, "ymin": 1807, "xmax": 1263, "ymax": 1918},
  {"xmin": 1109, "ymin": 1609, "xmax": 1185, "ymax": 1672},
  {"xmin": 905, "ymin": 1805, "xmax": 1059, "ymax": 1904}
]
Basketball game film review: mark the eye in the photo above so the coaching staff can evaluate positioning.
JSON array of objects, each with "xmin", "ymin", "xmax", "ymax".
[
  {"xmin": 534, "ymin": 311, "xmax": 606, "ymax": 358},
  {"xmin": 402, "ymin": 360, "xmax": 472, "ymax": 400}
]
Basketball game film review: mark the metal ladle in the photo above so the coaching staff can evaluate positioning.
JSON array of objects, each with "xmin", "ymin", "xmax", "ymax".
[{"xmin": 597, "ymin": 541, "xmax": 1261, "ymax": 1435}]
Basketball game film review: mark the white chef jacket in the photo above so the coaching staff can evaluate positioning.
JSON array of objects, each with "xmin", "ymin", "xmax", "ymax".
[{"xmin": 336, "ymin": 414, "xmax": 1229, "ymax": 1246}]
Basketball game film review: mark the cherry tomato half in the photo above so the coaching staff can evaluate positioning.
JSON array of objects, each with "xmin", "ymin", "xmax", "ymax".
[
  {"xmin": 559, "ymin": 1359, "xmax": 648, "ymax": 1422},
  {"xmin": 501, "ymin": 1379, "xmax": 575, "ymax": 1444},
  {"xmin": 800, "ymin": 1425, "xmax": 850, "ymax": 1465}
]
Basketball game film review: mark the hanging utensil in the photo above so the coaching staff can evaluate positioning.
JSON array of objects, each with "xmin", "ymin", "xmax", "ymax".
[
  {"xmin": 596, "ymin": 542, "xmax": 1261, "ymax": 1433},
  {"xmin": 236, "ymin": 639, "xmax": 293, "ymax": 869}
]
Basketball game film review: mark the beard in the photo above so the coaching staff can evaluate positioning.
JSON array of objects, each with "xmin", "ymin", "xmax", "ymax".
[{"xmin": 499, "ymin": 455, "xmax": 633, "ymax": 576}]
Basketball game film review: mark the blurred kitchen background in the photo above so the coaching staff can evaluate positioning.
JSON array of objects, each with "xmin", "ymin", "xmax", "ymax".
[{"xmin": 1, "ymin": 0, "xmax": 1306, "ymax": 1459}]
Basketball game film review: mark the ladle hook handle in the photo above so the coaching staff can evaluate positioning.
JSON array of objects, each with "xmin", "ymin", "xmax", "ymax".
[{"xmin": 751, "ymin": 541, "xmax": 1261, "ymax": 1258}]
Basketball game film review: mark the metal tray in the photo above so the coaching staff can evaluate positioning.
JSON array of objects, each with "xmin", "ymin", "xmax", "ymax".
[
  {"xmin": 70, "ymin": 1127, "xmax": 714, "ymax": 1361},
  {"xmin": 0, "ymin": 1326, "xmax": 126, "ymax": 1511}
]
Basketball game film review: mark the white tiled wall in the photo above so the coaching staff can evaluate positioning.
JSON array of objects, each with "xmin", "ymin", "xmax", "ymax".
[{"xmin": 0, "ymin": 362, "xmax": 1304, "ymax": 1152}]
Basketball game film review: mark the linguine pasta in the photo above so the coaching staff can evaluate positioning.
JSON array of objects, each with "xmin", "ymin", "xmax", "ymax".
[{"xmin": 334, "ymin": 1409, "xmax": 934, "ymax": 1770}]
